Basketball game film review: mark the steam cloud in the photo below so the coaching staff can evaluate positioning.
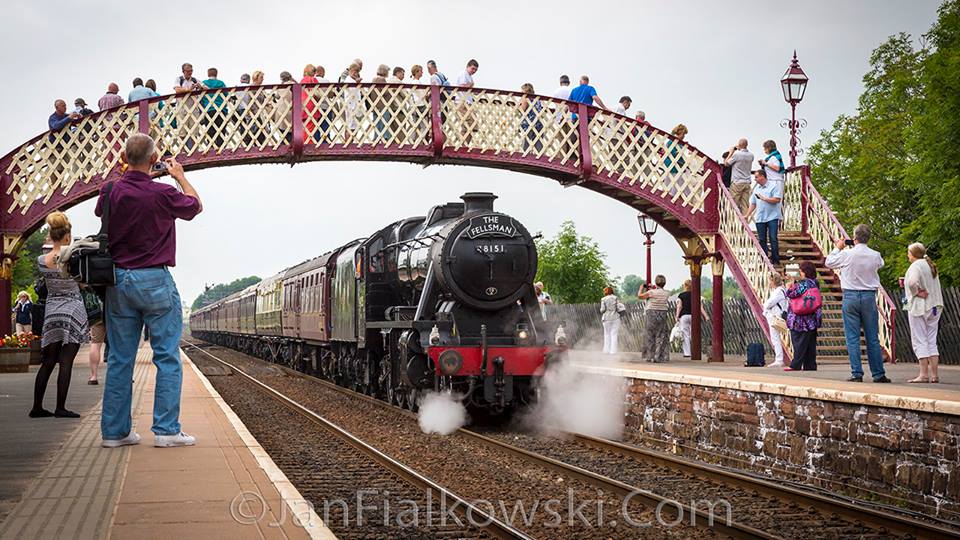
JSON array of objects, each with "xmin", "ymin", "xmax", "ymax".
[
  {"xmin": 526, "ymin": 351, "xmax": 625, "ymax": 440},
  {"xmin": 418, "ymin": 391, "xmax": 468, "ymax": 435}
]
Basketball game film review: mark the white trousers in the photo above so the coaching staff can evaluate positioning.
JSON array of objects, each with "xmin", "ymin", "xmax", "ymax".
[
  {"xmin": 678, "ymin": 315, "xmax": 692, "ymax": 356},
  {"xmin": 909, "ymin": 308, "xmax": 942, "ymax": 358},
  {"xmin": 765, "ymin": 314, "xmax": 785, "ymax": 364},
  {"xmin": 602, "ymin": 318, "xmax": 621, "ymax": 354}
]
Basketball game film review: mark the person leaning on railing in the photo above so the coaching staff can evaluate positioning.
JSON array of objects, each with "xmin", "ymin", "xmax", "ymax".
[
  {"xmin": 824, "ymin": 224, "xmax": 890, "ymax": 383},
  {"xmin": 904, "ymin": 243, "xmax": 944, "ymax": 384},
  {"xmin": 637, "ymin": 275, "xmax": 671, "ymax": 363}
]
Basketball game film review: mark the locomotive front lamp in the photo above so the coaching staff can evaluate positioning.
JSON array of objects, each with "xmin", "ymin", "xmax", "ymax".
[{"xmin": 516, "ymin": 323, "xmax": 530, "ymax": 343}]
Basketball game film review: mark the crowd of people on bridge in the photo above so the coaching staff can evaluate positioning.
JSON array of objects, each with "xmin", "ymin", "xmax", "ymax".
[{"xmin": 46, "ymin": 59, "xmax": 682, "ymax": 157}]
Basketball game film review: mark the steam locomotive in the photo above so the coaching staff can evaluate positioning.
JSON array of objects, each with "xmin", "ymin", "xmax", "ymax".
[{"xmin": 190, "ymin": 193, "xmax": 566, "ymax": 412}]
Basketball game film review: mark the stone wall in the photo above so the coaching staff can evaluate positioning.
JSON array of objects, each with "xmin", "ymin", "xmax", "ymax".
[{"xmin": 623, "ymin": 378, "xmax": 960, "ymax": 518}]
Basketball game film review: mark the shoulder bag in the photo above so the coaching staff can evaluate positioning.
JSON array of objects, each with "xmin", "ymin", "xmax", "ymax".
[{"xmin": 62, "ymin": 182, "xmax": 116, "ymax": 286}]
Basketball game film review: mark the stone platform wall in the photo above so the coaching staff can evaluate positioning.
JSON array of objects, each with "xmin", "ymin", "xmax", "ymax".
[{"xmin": 624, "ymin": 378, "xmax": 960, "ymax": 518}]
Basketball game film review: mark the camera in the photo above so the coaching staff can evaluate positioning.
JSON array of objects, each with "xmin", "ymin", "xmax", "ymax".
[
  {"xmin": 151, "ymin": 161, "xmax": 167, "ymax": 172},
  {"xmin": 844, "ymin": 239, "xmax": 854, "ymax": 247}
]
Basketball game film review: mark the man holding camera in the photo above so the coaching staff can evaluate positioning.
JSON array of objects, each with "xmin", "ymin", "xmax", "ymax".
[
  {"xmin": 825, "ymin": 224, "xmax": 890, "ymax": 383},
  {"xmin": 744, "ymin": 169, "xmax": 782, "ymax": 265},
  {"xmin": 724, "ymin": 138, "xmax": 754, "ymax": 213},
  {"xmin": 96, "ymin": 133, "xmax": 203, "ymax": 448}
]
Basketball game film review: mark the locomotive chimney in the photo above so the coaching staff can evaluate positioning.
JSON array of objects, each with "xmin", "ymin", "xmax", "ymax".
[{"xmin": 461, "ymin": 192, "xmax": 497, "ymax": 214}]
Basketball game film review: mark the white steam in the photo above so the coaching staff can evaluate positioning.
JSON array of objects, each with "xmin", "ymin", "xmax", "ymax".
[
  {"xmin": 528, "ymin": 352, "xmax": 625, "ymax": 440},
  {"xmin": 418, "ymin": 391, "xmax": 468, "ymax": 435}
]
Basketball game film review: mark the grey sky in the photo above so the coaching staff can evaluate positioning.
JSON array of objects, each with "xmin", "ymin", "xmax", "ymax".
[{"xmin": 0, "ymin": 0, "xmax": 942, "ymax": 305}]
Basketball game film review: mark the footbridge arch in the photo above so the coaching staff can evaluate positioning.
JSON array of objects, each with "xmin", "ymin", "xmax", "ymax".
[{"xmin": 0, "ymin": 82, "xmax": 896, "ymax": 360}]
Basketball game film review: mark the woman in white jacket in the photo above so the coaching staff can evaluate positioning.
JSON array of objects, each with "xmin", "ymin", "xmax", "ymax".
[
  {"xmin": 599, "ymin": 286, "xmax": 621, "ymax": 354},
  {"xmin": 905, "ymin": 243, "xmax": 944, "ymax": 383},
  {"xmin": 762, "ymin": 273, "xmax": 789, "ymax": 367}
]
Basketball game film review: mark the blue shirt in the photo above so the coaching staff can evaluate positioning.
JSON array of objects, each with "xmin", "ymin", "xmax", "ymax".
[
  {"xmin": 568, "ymin": 84, "xmax": 597, "ymax": 106},
  {"xmin": 752, "ymin": 181, "xmax": 783, "ymax": 223},
  {"xmin": 128, "ymin": 85, "xmax": 159, "ymax": 102},
  {"xmin": 48, "ymin": 112, "xmax": 72, "ymax": 131}
]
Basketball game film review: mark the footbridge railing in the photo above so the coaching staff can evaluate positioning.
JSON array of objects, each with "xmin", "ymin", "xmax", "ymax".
[{"xmin": 1, "ymin": 83, "xmax": 718, "ymax": 242}]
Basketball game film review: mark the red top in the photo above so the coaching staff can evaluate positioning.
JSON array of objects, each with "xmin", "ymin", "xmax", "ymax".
[{"xmin": 95, "ymin": 170, "xmax": 200, "ymax": 269}]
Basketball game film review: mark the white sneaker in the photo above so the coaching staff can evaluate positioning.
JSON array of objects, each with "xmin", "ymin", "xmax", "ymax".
[
  {"xmin": 154, "ymin": 431, "xmax": 196, "ymax": 448},
  {"xmin": 102, "ymin": 432, "xmax": 141, "ymax": 448},
  {"xmin": 768, "ymin": 361, "xmax": 784, "ymax": 368}
]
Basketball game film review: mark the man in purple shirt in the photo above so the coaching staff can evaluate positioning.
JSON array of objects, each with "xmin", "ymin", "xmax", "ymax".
[
  {"xmin": 96, "ymin": 133, "xmax": 203, "ymax": 449},
  {"xmin": 97, "ymin": 83, "xmax": 125, "ymax": 111}
]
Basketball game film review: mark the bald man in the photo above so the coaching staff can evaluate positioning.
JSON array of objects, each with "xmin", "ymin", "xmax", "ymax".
[{"xmin": 97, "ymin": 82, "xmax": 125, "ymax": 111}]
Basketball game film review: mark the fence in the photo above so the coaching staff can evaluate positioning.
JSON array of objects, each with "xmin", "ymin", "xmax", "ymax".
[
  {"xmin": 893, "ymin": 286, "xmax": 960, "ymax": 364},
  {"xmin": 551, "ymin": 288, "xmax": 960, "ymax": 365},
  {"xmin": 547, "ymin": 298, "xmax": 771, "ymax": 357}
]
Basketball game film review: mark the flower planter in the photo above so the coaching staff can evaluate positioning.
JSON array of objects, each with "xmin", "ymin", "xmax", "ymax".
[
  {"xmin": 30, "ymin": 341, "xmax": 42, "ymax": 365},
  {"xmin": 0, "ymin": 348, "xmax": 30, "ymax": 373}
]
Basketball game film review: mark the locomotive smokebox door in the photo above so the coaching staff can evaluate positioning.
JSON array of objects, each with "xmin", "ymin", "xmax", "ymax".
[{"xmin": 432, "ymin": 193, "xmax": 538, "ymax": 312}]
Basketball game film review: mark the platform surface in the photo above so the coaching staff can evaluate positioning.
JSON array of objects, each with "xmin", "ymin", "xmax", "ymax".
[
  {"xmin": 0, "ymin": 344, "xmax": 330, "ymax": 540},
  {"xmin": 570, "ymin": 350, "xmax": 960, "ymax": 415}
]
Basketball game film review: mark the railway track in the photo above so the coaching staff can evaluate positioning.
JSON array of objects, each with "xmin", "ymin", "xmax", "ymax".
[
  {"xmin": 185, "ymin": 341, "xmax": 524, "ymax": 540},
  {"xmin": 183, "ymin": 339, "xmax": 960, "ymax": 539}
]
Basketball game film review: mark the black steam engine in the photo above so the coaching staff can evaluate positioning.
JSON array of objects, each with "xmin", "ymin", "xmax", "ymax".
[{"xmin": 192, "ymin": 193, "xmax": 566, "ymax": 413}]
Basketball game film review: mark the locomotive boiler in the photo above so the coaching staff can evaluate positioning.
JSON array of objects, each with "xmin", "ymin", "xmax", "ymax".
[{"xmin": 191, "ymin": 193, "xmax": 565, "ymax": 413}]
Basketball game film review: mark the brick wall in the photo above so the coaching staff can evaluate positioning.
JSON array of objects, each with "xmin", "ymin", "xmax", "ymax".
[{"xmin": 624, "ymin": 378, "xmax": 960, "ymax": 518}]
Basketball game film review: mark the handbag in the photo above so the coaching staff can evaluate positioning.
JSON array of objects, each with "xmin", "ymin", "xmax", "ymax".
[
  {"xmin": 62, "ymin": 182, "xmax": 116, "ymax": 286},
  {"xmin": 82, "ymin": 289, "xmax": 103, "ymax": 324}
]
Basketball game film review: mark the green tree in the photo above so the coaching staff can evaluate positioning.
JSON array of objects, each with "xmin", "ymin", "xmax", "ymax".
[
  {"xmin": 10, "ymin": 227, "xmax": 48, "ymax": 305},
  {"xmin": 534, "ymin": 221, "xmax": 612, "ymax": 304},
  {"xmin": 619, "ymin": 274, "xmax": 645, "ymax": 300},
  {"xmin": 191, "ymin": 276, "xmax": 261, "ymax": 310},
  {"xmin": 807, "ymin": 32, "xmax": 924, "ymax": 284},
  {"xmin": 808, "ymin": 0, "xmax": 960, "ymax": 284},
  {"xmin": 902, "ymin": 0, "xmax": 960, "ymax": 285}
]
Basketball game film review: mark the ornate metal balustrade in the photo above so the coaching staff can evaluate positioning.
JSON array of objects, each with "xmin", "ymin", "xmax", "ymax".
[
  {"xmin": 800, "ymin": 167, "xmax": 897, "ymax": 360},
  {"xmin": 715, "ymin": 180, "xmax": 792, "ymax": 356},
  {"xmin": 782, "ymin": 167, "xmax": 805, "ymax": 232},
  {"xmin": 1, "ymin": 83, "xmax": 718, "ymax": 246}
]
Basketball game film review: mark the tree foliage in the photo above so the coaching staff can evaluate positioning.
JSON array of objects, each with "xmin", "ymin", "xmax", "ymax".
[
  {"xmin": 808, "ymin": 0, "xmax": 960, "ymax": 284},
  {"xmin": 10, "ymin": 227, "xmax": 48, "ymax": 305},
  {"xmin": 534, "ymin": 221, "xmax": 613, "ymax": 304},
  {"xmin": 619, "ymin": 274, "xmax": 645, "ymax": 300},
  {"xmin": 191, "ymin": 276, "xmax": 261, "ymax": 310}
]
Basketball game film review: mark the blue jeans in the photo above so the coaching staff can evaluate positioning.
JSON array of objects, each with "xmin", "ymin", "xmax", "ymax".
[
  {"xmin": 842, "ymin": 290, "xmax": 885, "ymax": 379},
  {"xmin": 756, "ymin": 219, "xmax": 780, "ymax": 264},
  {"xmin": 102, "ymin": 268, "xmax": 184, "ymax": 439}
]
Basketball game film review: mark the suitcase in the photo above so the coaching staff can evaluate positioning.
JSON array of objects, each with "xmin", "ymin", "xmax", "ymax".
[{"xmin": 745, "ymin": 343, "xmax": 765, "ymax": 367}]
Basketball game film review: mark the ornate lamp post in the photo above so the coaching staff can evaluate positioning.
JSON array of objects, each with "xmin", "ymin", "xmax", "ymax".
[
  {"xmin": 780, "ymin": 51, "xmax": 809, "ymax": 168},
  {"xmin": 637, "ymin": 213, "xmax": 658, "ymax": 286}
]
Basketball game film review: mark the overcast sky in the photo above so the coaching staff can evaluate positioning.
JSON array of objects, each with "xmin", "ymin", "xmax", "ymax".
[{"xmin": 0, "ymin": 0, "xmax": 943, "ymax": 306}]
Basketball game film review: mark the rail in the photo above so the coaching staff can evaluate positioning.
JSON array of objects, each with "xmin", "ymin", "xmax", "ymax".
[
  {"xmin": 184, "ymin": 341, "xmax": 531, "ymax": 540},
  {"xmin": 799, "ymin": 166, "xmax": 897, "ymax": 360},
  {"xmin": 1, "ymin": 83, "xmax": 718, "ymax": 240},
  {"xmin": 715, "ymin": 179, "xmax": 789, "ymax": 355}
]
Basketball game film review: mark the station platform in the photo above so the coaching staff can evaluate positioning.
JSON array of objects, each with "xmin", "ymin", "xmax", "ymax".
[
  {"xmin": 569, "ymin": 350, "xmax": 960, "ymax": 415},
  {"xmin": 0, "ymin": 344, "xmax": 331, "ymax": 540}
]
